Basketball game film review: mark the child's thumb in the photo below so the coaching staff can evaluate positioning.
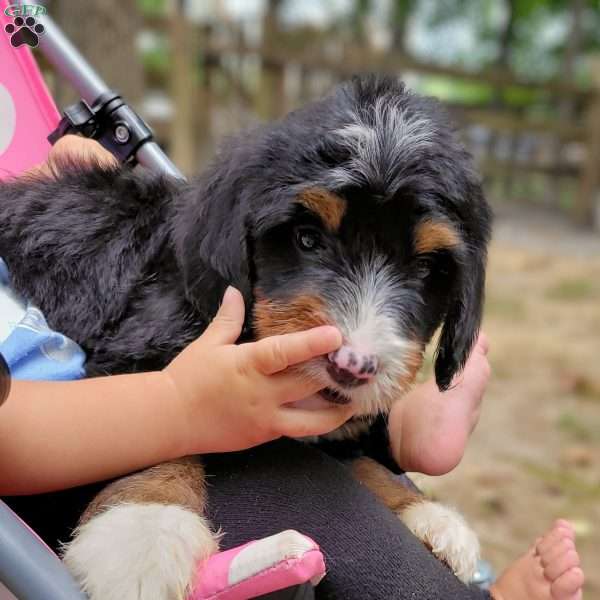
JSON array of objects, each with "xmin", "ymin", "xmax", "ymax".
[{"xmin": 202, "ymin": 286, "xmax": 245, "ymax": 345}]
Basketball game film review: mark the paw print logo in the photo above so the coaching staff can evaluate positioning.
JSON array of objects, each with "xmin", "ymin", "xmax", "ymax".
[{"xmin": 4, "ymin": 16, "xmax": 45, "ymax": 48}]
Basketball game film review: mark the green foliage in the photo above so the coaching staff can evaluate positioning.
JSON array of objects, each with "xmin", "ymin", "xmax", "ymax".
[
  {"xmin": 409, "ymin": 0, "xmax": 600, "ymax": 80},
  {"xmin": 416, "ymin": 77, "xmax": 494, "ymax": 103},
  {"xmin": 137, "ymin": 0, "xmax": 165, "ymax": 16},
  {"xmin": 415, "ymin": 76, "xmax": 547, "ymax": 108},
  {"xmin": 142, "ymin": 46, "xmax": 169, "ymax": 74}
]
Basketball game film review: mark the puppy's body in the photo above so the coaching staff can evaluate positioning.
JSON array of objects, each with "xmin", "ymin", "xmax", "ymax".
[
  {"xmin": 0, "ymin": 167, "xmax": 204, "ymax": 375},
  {"xmin": 0, "ymin": 76, "xmax": 491, "ymax": 598}
]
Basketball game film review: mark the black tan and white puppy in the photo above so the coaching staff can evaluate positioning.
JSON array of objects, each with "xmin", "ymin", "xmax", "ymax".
[{"xmin": 0, "ymin": 75, "xmax": 492, "ymax": 599}]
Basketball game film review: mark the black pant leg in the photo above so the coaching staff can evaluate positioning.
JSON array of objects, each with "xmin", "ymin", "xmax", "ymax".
[{"xmin": 203, "ymin": 438, "xmax": 490, "ymax": 600}]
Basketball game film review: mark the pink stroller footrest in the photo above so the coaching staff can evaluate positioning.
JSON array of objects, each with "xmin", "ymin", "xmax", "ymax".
[{"xmin": 189, "ymin": 530, "xmax": 326, "ymax": 600}]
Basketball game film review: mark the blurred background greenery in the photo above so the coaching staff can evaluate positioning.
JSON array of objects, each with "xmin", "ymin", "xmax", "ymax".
[{"xmin": 41, "ymin": 0, "xmax": 600, "ymax": 596}]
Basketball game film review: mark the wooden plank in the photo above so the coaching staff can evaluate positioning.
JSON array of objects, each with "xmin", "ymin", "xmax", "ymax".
[
  {"xmin": 205, "ymin": 43, "xmax": 592, "ymax": 100},
  {"xmin": 457, "ymin": 109, "xmax": 587, "ymax": 140},
  {"xmin": 168, "ymin": 4, "xmax": 199, "ymax": 175},
  {"xmin": 574, "ymin": 58, "xmax": 600, "ymax": 226},
  {"xmin": 481, "ymin": 159, "xmax": 580, "ymax": 179}
]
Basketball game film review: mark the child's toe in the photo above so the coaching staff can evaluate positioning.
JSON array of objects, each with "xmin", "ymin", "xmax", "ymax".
[
  {"xmin": 553, "ymin": 519, "xmax": 573, "ymax": 531},
  {"xmin": 550, "ymin": 566, "xmax": 584, "ymax": 600},
  {"xmin": 536, "ymin": 525, "xmax": 575, "ymax": 556},
  {"xmin": 540, "ymin": 538, "xmax": 576, "ymax": 567},
  {"xmin": 544, "ymin": 549, "xmax": 580, "ymax": 581}
]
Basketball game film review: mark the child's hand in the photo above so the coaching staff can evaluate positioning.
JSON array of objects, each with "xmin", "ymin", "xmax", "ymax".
[
  {"xmin": 164, "ymin": 287, "xmax": 355, "ymax": 455},
  {"xmin": 28, "ymin": 134, "xmax": 118, "ymax": 176}
]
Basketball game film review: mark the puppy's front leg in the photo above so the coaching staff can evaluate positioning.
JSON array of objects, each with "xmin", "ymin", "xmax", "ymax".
[
  {"xmin": 351, "ymin": 457, "xmax": 480, "ymax": 583},
  {"xmin": 63, "ymin": 458, "xmax": 219, "ymax": 600}
]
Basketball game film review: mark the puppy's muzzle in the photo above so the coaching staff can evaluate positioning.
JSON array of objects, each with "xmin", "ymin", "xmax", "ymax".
[{"xmin": 327, "ymin": 345, "xmax": 378, "ymax": 388}]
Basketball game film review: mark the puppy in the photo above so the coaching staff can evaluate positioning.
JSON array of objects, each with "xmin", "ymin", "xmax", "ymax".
[{"xmin": 0, "ymin": 75, "xmax": 492, "ymax": 599}]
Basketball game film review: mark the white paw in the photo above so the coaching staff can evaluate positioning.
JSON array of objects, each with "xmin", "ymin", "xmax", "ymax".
[
  {"xmin": 62, "ymin": 503, "xmax": 219, "ymax": 600},
  {"xmin": 400, "ymin": 500, "xmax": 480, "ymax": 583}
]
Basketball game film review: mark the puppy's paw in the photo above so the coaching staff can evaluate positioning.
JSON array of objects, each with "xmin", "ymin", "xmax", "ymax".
[
  {"xmin": 63, "ymin": 503, "xmax": 218, "ymax": 600},
  {"xmin": 400, "ymin": 500, "xmax": 480, "ymax": 583}
]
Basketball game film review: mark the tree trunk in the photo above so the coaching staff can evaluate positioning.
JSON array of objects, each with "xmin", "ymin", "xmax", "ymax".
[
  {"xmin": 487, "ymin": 0, "xmax": 516, "ymax": 197},
  {"xmin": 168, "ymin": 0, "xmax": 200, "ymax": 176},
  {"xmin": 256, "ymin": 0, "xmax": 285, "ymax": 120},
  {"xmin": 390, "ymin": 0, "xmax": 414, "ymax": 55},
  {"xmin": 549, "ymin": 0, "xmax": 585, "ymax": 206},
  {"xmin": 51, "ymin": 0, "xmax": 143, "ymax": 109}
]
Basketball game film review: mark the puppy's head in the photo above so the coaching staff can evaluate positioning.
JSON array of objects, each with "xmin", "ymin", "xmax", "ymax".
[{"xmin": 177, "ymin": 75, "xmax": 492, "ymax": 416}]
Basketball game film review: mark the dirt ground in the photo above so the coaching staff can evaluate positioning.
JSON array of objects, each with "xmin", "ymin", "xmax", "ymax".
[{"xmin": 409, "ymin": 204, "xmax": 600, "ymax": 598}]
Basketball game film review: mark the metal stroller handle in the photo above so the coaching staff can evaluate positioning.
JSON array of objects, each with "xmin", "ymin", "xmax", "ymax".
[{"xmin": 36, "ymin": 11, "xmax": 185, "ymax": 181}]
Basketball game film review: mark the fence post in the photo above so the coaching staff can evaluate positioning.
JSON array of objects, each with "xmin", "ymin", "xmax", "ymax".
[
  {"xmin": 195, "ymin": 23, "xmax": 214, "ymax": 165},
  {"xmin": 575, "ymin": 57, "xmax": 600, "ymax": 228},
  {"xmin": 256, "ymin": 0, "xmax": 285, "ymax": 120},
  {"xmin": 169, "ymin": 0, "xmax": 198, "ymax": 176}
]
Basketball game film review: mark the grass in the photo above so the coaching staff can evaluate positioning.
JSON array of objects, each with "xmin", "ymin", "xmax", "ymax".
[
  {"xmin": 556, "ymin": 411, "xmax": 598, "ymax": 443},
  {"xmin": 546, "ymin": 278, "xmax": 596, "ymax": 301}
]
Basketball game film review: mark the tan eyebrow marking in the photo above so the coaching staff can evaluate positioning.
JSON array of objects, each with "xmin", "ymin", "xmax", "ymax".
[
  {"xmin": 414, "ymin": 219, "xmax": 460, "ymax": 254},
  {"xmin": 297, "ymin": 188, "xmax": 346, "ymax": 232}
]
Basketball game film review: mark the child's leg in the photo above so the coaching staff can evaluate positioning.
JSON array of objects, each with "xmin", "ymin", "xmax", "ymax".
[
  {"xmin": 388, "ymin": 333, "xmax": 490, "ymax": 475},
  {"xmin": 204, "ymin": 438, "xmax": 583, "ymax": 600}
]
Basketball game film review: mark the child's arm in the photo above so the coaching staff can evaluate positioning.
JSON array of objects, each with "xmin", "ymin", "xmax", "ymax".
[{"xmin": 0, "ymin": 287, "xmax": 352, "ymax": 495}]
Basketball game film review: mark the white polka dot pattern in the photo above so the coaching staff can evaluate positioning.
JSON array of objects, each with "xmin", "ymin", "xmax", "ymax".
[{"xmin": 0, "ymin": 84, "xmax": 17, "ymax": 157}]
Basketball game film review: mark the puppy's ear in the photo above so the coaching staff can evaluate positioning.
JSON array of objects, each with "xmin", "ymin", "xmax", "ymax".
[
  {"xmin": 174, "ymin": 155, "xmax": 254, "ymax": 316},
  {"xmin": 434, "ymin": 247, "xmax": 486, "ymax": 391},
  {"xmin": 434, "ymin": 202, "xmax": 491, "ymax": 391}
]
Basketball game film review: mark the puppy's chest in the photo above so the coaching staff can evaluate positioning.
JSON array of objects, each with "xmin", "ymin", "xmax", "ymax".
[{"xmin": 309, "ymin": 414, "xmax": 402, "ymax": 475}]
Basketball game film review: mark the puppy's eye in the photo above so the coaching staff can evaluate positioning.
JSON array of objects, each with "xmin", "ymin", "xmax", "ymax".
[
  {"xmin": 414, "ymin": 252, "xmax": 453, "ymax": 281},
  {"xmin": 295, "ymin": 228, "xmax": 321, "ymax": 252},
  {"xmin": 415, "ymin": 255, "xmax": 435, "ymax": 279}
]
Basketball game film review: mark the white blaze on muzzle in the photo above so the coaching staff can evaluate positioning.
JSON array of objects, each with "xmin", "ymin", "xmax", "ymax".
[{"xmin": 324, "ymin": 254, "xmax": 422, "ymax": 415}]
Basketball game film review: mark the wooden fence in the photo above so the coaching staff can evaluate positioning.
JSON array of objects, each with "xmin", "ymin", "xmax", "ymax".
[
  {"xmin": 164, "ymin": 30, "xmax": 600, "ymax": 226},
  {"xmin": 43, "ymin": 13, "xmax": 600, "ymax": 230}
]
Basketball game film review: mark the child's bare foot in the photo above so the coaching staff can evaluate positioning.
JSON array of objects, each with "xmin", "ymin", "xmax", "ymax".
[
  {"xmin": 388, "ymin": 333, "xmax": 490, "ymax": 475},
  {"xmin": 490, "ymin": 520, "xmax": 584, "ymax": 600}
]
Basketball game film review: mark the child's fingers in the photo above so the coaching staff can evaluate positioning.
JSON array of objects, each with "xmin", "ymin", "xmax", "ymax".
[
  {"xmin": 246, "ymin": 326, "xmax": 342, "ymax": 375},
  {"xmin": 25, "ymin": 136, "xmax": 118, "ymax": 177},
  {"xmin": 52, "ymin": 135, "xmax": 118, "ymax": 167},
  {"xmin": 266, "ymin": 369, "xmax": 331, "ymax": 405},
  {"xmin": 276, "ymin": 405, "xmax": 354, "ymax": 438},
  {"xmin": 201, "ymin": 287, "xmax": 245, "ymax": 346}
]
